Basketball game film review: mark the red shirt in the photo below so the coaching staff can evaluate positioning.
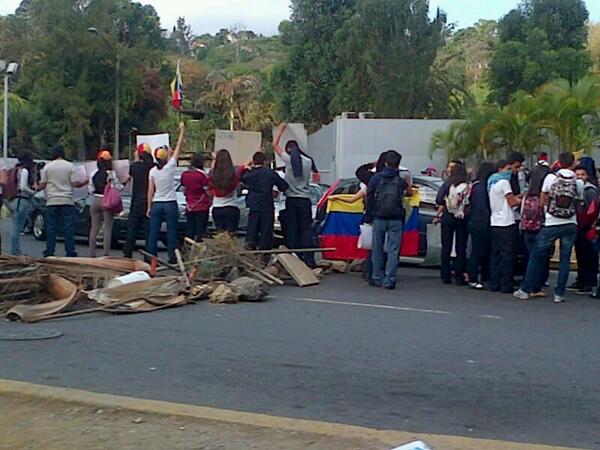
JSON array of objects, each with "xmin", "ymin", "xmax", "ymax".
[{"xmin": 180, "ymin": 169, "xmax": 211, "ymax": 212}]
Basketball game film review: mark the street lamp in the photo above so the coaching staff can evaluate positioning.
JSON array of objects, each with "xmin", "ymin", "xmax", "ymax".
[
  {"xmin": 88, "ymin": 27, "xmax": 121, "ymax": 160},
  {"xmin": 1, "ymin": 61, "xmax": 19, "ymax": 161}
]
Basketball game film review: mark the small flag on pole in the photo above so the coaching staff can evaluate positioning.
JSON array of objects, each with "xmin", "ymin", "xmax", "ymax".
[{"xmin": 170, "ymin": 59, "xmax": 184, "ymax": 110}]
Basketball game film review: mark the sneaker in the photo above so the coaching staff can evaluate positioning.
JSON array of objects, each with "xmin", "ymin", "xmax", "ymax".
[
  {"xmin": 566, "ymin": 283, "xmax": 580, "ymax": 292},
  {"xmin": 590, "ymin": 290, "xmax": 600, "ymax": 299},
  {"xmin": 368, "ymin": 280, "xmax": 382, "ymax": 288},
  {"xmin": 530, "ymin": 290, "xmax": 547, "ymax": 298},
  {"xmin": 469, "ymin": 282, "xmax": 484, "ymax": 290},
  {"xmin": 554, "ymin": 294, "xmax": 565, "ymax": 303},
  {"xmin": 513, "ymin": 289, "xmax": 530, "ymax": 300},
  {"xmin": 576, "ymin": 287, "xmax": 593, "ymax": 295},
  {"xmin": 384, "ymin": 284, "xmax": 396, "ymax": 290}
]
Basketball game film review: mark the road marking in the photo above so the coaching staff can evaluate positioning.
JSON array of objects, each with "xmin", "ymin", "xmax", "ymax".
[
  {"xmin": 275, "ymin": 296, "xmax": 451, "ymax": 315},
  {"xmin": 480, "ymin": 315, "xmax": 503, "ymax": 320},
  {"xmin": 0, "ymin": 379, "xmax": 583, "ymax": 450}
]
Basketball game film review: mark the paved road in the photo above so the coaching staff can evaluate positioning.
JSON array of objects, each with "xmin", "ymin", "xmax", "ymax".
[{"xmin": 1, "ymin": 228, "xmax": 600, "ymax": 449}]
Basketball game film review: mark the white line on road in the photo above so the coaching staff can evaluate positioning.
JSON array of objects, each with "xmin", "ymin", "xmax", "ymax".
[
  {"xmin": 274, "ymin": 296, "xmax": 451, "ymax": 315},
  {"xmin": 480, "ymin": 315, "xmax": 503, "ymax": 320}
]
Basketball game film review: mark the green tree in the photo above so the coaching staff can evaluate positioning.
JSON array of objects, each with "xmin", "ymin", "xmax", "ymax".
[
  {"xmin": 271, "ymin": 0, "xmax": 356, "ymax": 129},
  {"xmin": 589, "ymin": 23, "xmax": 600, "ymax": 71},
  {"xmin": 489, "ymin": 0, "xmax": 591, "ymax": 105}
]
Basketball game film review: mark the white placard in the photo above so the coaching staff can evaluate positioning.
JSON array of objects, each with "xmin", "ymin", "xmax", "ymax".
[
  {"xmin": 214, "ymin": 129, "xmax": 262, "ymax": 166},
  {"xmin": 136, "ymin": 133, "xmax": 170, "ymax": 152}
]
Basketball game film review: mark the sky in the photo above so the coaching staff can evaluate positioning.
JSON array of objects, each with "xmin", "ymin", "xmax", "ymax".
[{"xmin": 0, "ymin": 0, "xmax": 599, "ymax": 36}]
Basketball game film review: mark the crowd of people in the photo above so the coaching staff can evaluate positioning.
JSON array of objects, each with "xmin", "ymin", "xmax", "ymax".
[
  {"xmin": 0, "ymin": 122, "xmax": 319, "ymax": 266},
  {"xmin": 434, "ymin": 151, "xmax": 600, "ymax": 303},
  {"xmin": 344, "ymin": 148, "xmax": 600, "ymax": 304}
]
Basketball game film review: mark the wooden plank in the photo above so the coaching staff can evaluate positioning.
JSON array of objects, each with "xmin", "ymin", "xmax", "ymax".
[{"xmin": 275, "ymin": 254, "xmax": 320, "ymax": 287}]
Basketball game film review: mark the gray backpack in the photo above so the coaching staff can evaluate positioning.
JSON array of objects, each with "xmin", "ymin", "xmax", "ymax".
[{"xmin": 548, "ymin": 174, "xmax": 577, "ymax": 219}]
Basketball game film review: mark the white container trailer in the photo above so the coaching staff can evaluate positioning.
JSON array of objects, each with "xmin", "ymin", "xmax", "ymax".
[{"xmin": 306, "ymin": 116, "xmax": 458, "ymax": 185}]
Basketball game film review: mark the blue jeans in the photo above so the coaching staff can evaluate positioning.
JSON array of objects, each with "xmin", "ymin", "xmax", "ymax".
[
  {"xmin": 371, "ymin": 218, "xmax": 403, "ymax": 287},
  {"xmin": 9, "ymin": 198, "xmax": 32, "ymax": 256},
  {"xmin": 522, "ymin": 224, "xmax": 577, "ymax": 296},
  {"xmin": 44, "ymin": 204, "xmax": 77, "ymax": 257},
  {"xmin": 147, "ymin": 201, "xmax": 179, "ymax": 262}
]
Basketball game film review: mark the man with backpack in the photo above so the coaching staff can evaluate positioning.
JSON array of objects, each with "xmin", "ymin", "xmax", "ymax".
[
  {"xmin": 514, "ymin": 152, "xmax": 581, "ymax": 303},
  {"xmin": 365, "ymin": 150, "xmax": 408, "ymax": 290}
]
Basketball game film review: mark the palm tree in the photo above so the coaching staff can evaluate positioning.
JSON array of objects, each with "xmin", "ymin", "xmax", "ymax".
[
  {"xmin": 203, "ymin": 72, "xmax": 264, "ymax": 131},
  {"xmin": 536, "ymin": 75, "xmax": 600, "ymax": 153},
  {"xmin": 489, "ymin": 91, "xmax": 547, "ymax": 156}
]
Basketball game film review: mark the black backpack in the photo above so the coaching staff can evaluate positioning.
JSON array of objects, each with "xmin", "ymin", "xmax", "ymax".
[{"xmin": 375, "ymin": 176, "xmax": 404, "ymax": 219}]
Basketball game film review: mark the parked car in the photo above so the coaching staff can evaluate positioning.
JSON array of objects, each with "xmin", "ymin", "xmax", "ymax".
[{"xmin": 315, "ymin": 175, "xmax": 443, "ymax": 257}]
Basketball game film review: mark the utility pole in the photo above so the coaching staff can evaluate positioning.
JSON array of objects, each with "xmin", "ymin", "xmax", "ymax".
[{"xmin": 3, "ymin": 74, "xmax": 8, "ymax": 160}]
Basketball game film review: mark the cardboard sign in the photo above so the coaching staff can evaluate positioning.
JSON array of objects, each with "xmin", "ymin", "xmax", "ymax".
[
  {"xmin": 272, "ymin": 123, "xmax": 308, "ymax": 168},
  {"xmin": 214, "ymin": 130, "xmax": 262, "ymax": 166}
]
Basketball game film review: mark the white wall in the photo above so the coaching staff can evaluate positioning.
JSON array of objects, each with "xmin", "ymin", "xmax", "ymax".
[
  {"xmin": 306, "ymin": 120, "xmax": 337, "ymax": 185},
  {"xmin": 335, "ymin": 119, "xmax": 456, "ymax": 179}
]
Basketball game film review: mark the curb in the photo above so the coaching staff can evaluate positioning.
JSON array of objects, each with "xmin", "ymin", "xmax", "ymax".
[{"xmin": 0, "ymin": 379, "xmax": 584, "ymax": 450}]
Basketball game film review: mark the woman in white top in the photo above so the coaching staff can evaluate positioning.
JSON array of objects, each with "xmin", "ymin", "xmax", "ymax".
[
  {"xmin": 146, "ymin": 122, "xmax": 185, "ymax": 264},
  {"xmin": 88, "ymin": 150, "xmax": 124, "ymax": 257},
  {"xmin": 10, "ymin": 152, "xmax": 37, "ymax": 255}
]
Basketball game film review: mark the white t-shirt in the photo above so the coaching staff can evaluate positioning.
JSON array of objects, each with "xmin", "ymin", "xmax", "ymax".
[
  {"xmin": 149, "ymin": 158, "xmax": 177, "ymax": 202},
  {"xmin": 489, "ymin": 179, "xmax": 515, "ymax": 227},
  {"xmin": 541, "ymin": 169, "xmax": 581, "ymax": 227},
  {"xmin": 212, "ymin": 191, "xmax": 238, "ymax": 208}
]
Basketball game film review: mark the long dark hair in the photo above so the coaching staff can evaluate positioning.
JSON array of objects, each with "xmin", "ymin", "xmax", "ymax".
[
  {"xmin": 375, "ymin": 151, "xmax": 389, "ymax": 173},
  {"xmin": 475, "ymin": 161, "xmax": 497, "ymax": 186},
  {"xmin": 527, "ymin": 165, "xmax": 550, "ymax": 197},
  {"xmin": 211, "ymin": 149, "xmax": 236, "ymax": 192},
  {"xmin": 448, "ymin": 163, "xmax": 468, "ymax": 186}
]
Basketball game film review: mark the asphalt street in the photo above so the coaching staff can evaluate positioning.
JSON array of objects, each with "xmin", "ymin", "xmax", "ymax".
[{"xmin": 1, "ymin": 224, "xmax": 600, "ymax": 449}]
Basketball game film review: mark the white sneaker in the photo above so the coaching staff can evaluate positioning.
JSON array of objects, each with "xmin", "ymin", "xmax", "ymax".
[
  {"xmin": 513, "ymin": 289, "xmax": 530, "ymax": 300},
  {"xmin": 554, "ymin": 294, "xmax": 565, "ymax": 303}
]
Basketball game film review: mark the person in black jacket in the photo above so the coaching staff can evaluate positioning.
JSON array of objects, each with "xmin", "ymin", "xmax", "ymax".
[
  {"xmin": 466, "ymin": 161, "xmax": 496, "ymax": 289},
  {"xmin": 241, "ymin": 152, "xmax": 289, "ymax": 251}
]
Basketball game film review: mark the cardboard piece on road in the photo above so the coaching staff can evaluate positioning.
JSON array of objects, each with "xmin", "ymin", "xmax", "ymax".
[
  {"xmin": 214, "ymin": 130, "xmax": 261, "ymax": 166},
  {"xmin": 275, "ymin": 253, "xmax": 319, "ymax": 287}
]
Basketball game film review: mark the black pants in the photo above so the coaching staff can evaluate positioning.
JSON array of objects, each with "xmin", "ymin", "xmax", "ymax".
[
  {"xmin": 440, "ymin": 214, "xmax": 468, "ymax": 284},
  {"xmin": 467, "ymin": 221, "xmax": 491, "ymax": 283},
  {"xmin": 186, "ymin": 211, "xmax": 209, "ymax": 242},
  {"xmin": 246, "ymin": 209, "xmax": 275, "ymax": 250},
  {"xmin": 575, "ymin": 232, "xmax": 598, "ymax": 288},
  {"xmin": 490, "ymin": 224, "xmax": 517, "ymax": 293},
  {"xmin": 285, "ymin": 197, "xmax": 316, "ymax": 267},
  {"xmin": 123, "ymin": 203, "xmax": 148, "ymax": 258},
  {"xmin": 212, "ymin": 206, "xmax": 240, "ymax": 233}
]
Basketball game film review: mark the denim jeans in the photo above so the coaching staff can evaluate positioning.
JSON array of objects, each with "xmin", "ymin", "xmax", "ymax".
[
  {"xmin": 44, "ymin": 204, "xmax": 77, "ymax": 257},
  {"xmin": 371, "ymin": 218, "xmax": 403, "ymax": 287},
  {"xmin": 522, "ymin": 224, "xmax": 577, "ymax": 296},
  {"xmin": 9, "ymin": 198, "xmax": 32, "ymax": 256},
  {"xmin": 147, "ymin": 201, "xmax": 179, "ymax": 263}
]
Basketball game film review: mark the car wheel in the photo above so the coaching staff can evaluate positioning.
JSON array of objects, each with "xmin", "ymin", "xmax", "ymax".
[{"xmin": 32, "ymin": 211, "xmax": 46, "ymax": 241}]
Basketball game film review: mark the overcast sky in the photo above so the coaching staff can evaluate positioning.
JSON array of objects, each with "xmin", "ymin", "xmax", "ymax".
[{"xmin": 0, "ymin": 0, "xmax": 599, "ymax": 36}]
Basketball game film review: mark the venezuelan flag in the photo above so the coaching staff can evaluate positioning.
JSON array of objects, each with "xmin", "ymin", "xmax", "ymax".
[
  {"xmin": 170, "ymin": 59, "xmax": 184, "ymax": 110},
  {"xmin": 400, "ymin": 190, "xmax": 421, "ymax": 257},
  {"xmin": 320, "ymin": 195, "xmax": 369, "ymax": 261}
]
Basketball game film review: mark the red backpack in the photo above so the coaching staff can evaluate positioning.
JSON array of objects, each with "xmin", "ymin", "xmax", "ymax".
[
  {"xmin": 520, "ymin": 195, "xmax": 543, "ymax": 232},
  {"xmin": 0, "ymin": 167, "xmax": 20, "ymax": 201}
]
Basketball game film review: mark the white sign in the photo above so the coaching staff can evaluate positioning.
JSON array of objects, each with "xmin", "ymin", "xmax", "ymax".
[
  {"xmin": 214, "ymin": 129, "xmax": 262, "ymax": 166},
  {"xmin": 136, "ymin": 133, "xmax": 170, "ymax": 152},
  {"xmin": 272, "ymin": 123, "xmax": 307, "ymax": 168}
]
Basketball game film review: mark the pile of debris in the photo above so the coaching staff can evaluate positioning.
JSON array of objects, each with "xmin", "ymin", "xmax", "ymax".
[{"xmin": 1, "ymin": 233, "xmax": 338, "ymax": 324}]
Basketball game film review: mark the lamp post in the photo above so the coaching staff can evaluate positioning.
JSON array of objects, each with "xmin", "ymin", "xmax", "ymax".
[
  {"xmin": 2, "ymin": 61, "xmax": 19, "ymax": 161},
  {"xmin": 88, "ymin": 27, "xmax": 120, "ymax": 160}
]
